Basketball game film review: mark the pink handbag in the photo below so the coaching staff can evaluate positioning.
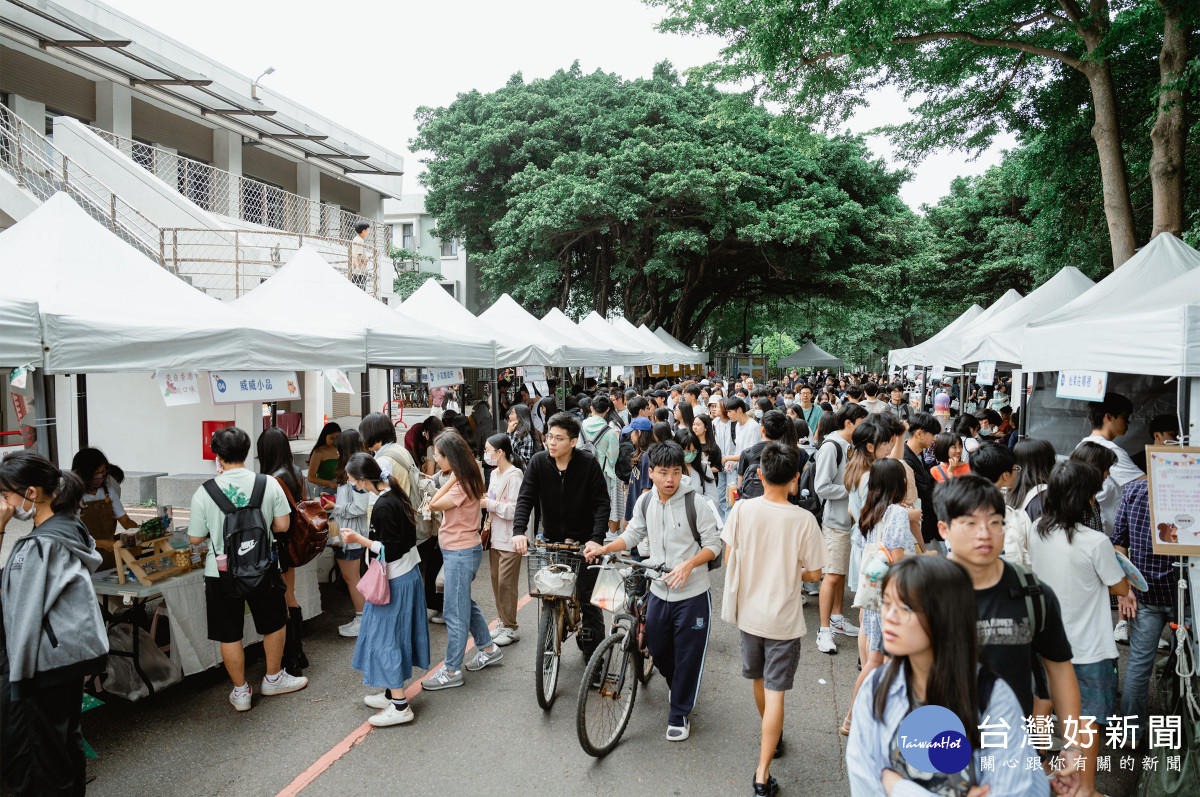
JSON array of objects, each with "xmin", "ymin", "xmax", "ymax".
[{"xmin": 358, "ymin": 545, "xmax": 391, "ymax": 606}]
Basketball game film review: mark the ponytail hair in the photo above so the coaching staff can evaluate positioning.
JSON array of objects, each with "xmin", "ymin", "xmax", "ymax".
[
  {"xmin": 0, "ymin": 451, "xmax": 85, "ymax": 515},
  {"xmin": 486, "ymin": 433, "xmax": 522, "ymax": 470},
  {"xmin": 345, "ymin": 452, "xmax": 415, "ymax": 524}
]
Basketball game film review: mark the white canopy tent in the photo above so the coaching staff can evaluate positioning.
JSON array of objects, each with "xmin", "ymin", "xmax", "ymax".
[
  {"xmin": 653, "ymin": 326, "xmax": 706, "ymax": 364},
  {"xmin": 610, "ymin": 316, "xmax": 679, "ymax": 364},
  {"xmin": 0, "ymin": 297, "xmax": 41, "ymax": 367},
  {"xmin": 913, "ymin": 290, "xmax": 1023, "ymax": 368},
  {"xmin": 959, "ymin": 267, "xmax": 1095, "ymax": 366},
  {"xmin": 888, "ymin": 304, "xmax": 984, "ymax": 367},
  {"xmin": 477, "ymin": 295, "xmax": 572, "ymax": 366},
  {"xmin": 577, "ymin": 312, "xmax": 660, "ymax": 367},
  {"xmin": 235, "ymin": 247, "xmax": 496, "ymax": 368},
  {"xmin": 0, "ymin": 194, "xmax": 362, "ymax": 373},
  {"xmin": 542, "ymin": 308, "xmax": 641, "ymax": 366},
  {"xmin": 398, "ymin": 280, "xmax": 531, "ymax": 368},
  {"xmin": 1022, "ymin": 235, "xmax": 1200, "ymax": 376}
]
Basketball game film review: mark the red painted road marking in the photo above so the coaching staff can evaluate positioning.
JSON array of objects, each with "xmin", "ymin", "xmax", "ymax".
[{"xmin": 276, "ymin": 592, "xmax": 536, "ymax": 797}]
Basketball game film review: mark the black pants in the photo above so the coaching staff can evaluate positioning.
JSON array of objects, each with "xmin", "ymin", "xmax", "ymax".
[
  {"xmin": 418, "ymin": 537, "xmax": 444, "ymax": 612},
  {"xmin": 575, "ymin": 561, "xmax": 603, "ymax": 659},
  {"xmin": 1, "ymin": 681, "xmax": 86, "ymax": 796}
]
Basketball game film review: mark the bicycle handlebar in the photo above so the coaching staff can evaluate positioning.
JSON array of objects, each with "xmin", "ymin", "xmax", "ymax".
[
  {"xmin": 590, "ymin": 553, "xmax": 665, "ymax": 580},
  {"xmin": 535, "ymin": 541, "xmax": 582, "ymax": 552}
]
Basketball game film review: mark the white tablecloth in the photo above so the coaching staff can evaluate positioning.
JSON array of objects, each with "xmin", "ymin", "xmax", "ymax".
[{"xmin": 157, "ymin": 552, "xmax": 328, "ymax": 676}]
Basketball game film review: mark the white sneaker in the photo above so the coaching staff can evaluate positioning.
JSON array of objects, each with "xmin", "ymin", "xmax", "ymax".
[
  {"xmin": 339, "ymin": 615, "xmax": 362, "ymax": 637},
  {"xmin": 493, "ymin": 625, "xmax": 519, "ymax": 646},
  {"xmin": 429, "ymin": 611, "xmax": 446, "ymax": 625},
  {"xmin": 817, "ymin": 628, "xmax": 837, "ymax": 654},
  {"xmin": 666, "ymin": 719, "xmax": 690, "ymax": 741},
  {"xmin": 368, "ymin": 703, "xmax": 415, "ymax": 727},
  {"xmin": 830, "ymin": 616, "xmax": 860, "ymax": 637},
  {"xmin": 1114, "ymin": 619, "xmax": 1129, "ymax": 644},
  {"xmin": 261, "ymin": 671, "xmax": 308, "ymax": 696},
  {"xmin": 800, "ymin": 593, "xmax": 807, "ymax": 607},
  {"xmin": 465, "ymin": 645, "xmax": 504, "ymax": 672},
  {"xmin": 364, "ymin": 692, "xmax": 391, "ymax": 710},
  {"xmin": 802, "ymin": 581, "xmax": 822, "ymax": 596},
  {"xmin": 1159, "ymin": 636, "xmax": 1171, "ymax": 651},
  {"xmin": 229, "ymin": 686, "xmax": 252, "ymax": 712}
]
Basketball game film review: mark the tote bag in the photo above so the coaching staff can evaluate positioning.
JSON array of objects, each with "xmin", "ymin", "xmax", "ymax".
[{"xmin": 358, "ymin": 545, "xmax": 391, "ymax": 606}]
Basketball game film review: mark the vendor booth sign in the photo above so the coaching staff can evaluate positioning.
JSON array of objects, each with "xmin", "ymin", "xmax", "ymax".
[
  {"xmin": 1148, "ymin": 446, "xmax": 1200, "ymax": 555},
  {"xmin": 323, "ymin": 369, "xmax": 355, "ymax": 395},
  {"xmin": 976, "ymin": 360, "xmax": 997, "ymax": 386},
  {"xmin": 930, "ymin": 365, "xmax": 945, "ymax": 382},
  {"xmin": 584, "ymin": 366, "xmax": 600, "ymax": 379},
  {"xmin": 424, "ymin": 368, "xmax": 464, "ymax": 389},
  {"xmin": 209, "ymin": 371, "xmax": 300, "ymax": 404},
  {"xmin": 1055, "ymin": 370, "xmax": 1107, "ymax": 402},
  {"xmin": 156, "ymin": 370, "xmax": 201, "ymax": 406},
  {"xmin": 522, "ymin": 366, "xmax": 547, "ymax": 382}
]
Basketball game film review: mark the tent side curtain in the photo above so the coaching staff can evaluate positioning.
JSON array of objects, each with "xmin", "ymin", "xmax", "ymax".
[{"xmin": 0, "ymin": 297, "xmax": 42, "ymax": 367}]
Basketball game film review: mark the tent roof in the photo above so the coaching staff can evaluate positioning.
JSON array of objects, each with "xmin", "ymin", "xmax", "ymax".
[
  {"xmin": 234, "ymin": 248, "xmax": 496, "ymax": 368},
  {"xmin": 610, "ymin": 316, "xmax": 679, "ymax": 364},
  {"xmin": 778, "ymin": 341, "xmax": 844, "ymax": 368},
  {"xmin": 478, "ymin": 295, "xmax": 587, "ymax": 366},
  {"xmin": 577, "ymin": 312, "xmax": 658, "ymax": 366},
  {"xmin": 0, "ymin": 193, "xmax": 361, "ymax": 373},
  {"xmin": 1022, "ymin": 235, "xmax": 1200, "ymax": 376},
  {"xmin": 889, "ymin": 304, "xmax": 983, "ymax": 367},
  {"xmin": 542, "ymin": 308, "xmax": 639, "ymax": 366},
  {"xmin": 398, "ymin": 280, "xmax": 546, "ymax": 367},
  {"xmin": 918, "ymin": 291, "xmax": 1023, "ymax": 367},
  {"xmin": 0, "ymin": 297, "xmax": 41, "ymax": 367},
  {"xmin": 959, "ymin": 267, "xmax": 1095, "ymax": 366},
  {"xmin": 652, "ymin": 326, "xmax": 706, "ymax": 363}
]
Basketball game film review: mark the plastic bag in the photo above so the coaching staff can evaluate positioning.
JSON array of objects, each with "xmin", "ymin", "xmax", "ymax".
[
  {"xmin": 590, "ymin": 566, "xmax": 626, "ymax": 612},
  {"xmin": 101, "ymin": 624, "xmax": 182, "ymax": 701}
]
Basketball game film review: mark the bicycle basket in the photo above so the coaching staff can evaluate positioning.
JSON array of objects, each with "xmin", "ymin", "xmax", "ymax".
[{"xmin": 527, "ymin": 549, "xmax": 582, "ymax": 598}]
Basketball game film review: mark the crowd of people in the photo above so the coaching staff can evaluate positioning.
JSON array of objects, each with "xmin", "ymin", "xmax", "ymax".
[{"xmin": 0, "ymin": 367, "xmax": 1185, "ymax": 796}]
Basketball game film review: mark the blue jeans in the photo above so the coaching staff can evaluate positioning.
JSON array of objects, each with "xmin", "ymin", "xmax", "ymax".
[
  {"xmin": 716, "ymin": 470, "xmax": 730, "ymax": 521},
  {"xmin": 1120, "ymin": 603, "xmax": 1178, "ymax": 739},
  {"xmin": 441, "ymin": 545, "xmax": 493, "ymax": 671}
]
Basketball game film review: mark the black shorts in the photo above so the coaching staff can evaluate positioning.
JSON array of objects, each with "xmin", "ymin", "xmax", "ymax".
[{"xmin": 204, "ymin": 573, "xmax": 287, "ymax": 644}]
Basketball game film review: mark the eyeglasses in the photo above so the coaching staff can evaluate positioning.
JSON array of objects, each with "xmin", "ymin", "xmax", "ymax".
[
  {"xmin": 879, "ymin": 598, "xmax": 919, "ymax": 624},
  {"xmin": 544, "ymin": 433, "xmax": 570, "ymax": 444}
]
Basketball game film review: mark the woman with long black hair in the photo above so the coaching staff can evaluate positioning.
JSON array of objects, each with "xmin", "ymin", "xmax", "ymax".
[
  {"xmin": 847, "ymin": 556, "xmax": 1049, "ymax": 795},
  {"xmin": 258, "ymin": 427, "xmax": 309, "ymax": 675},
  {"xmin": 481, "ymin": 433, "xmax": 524, "ymax": 646},
  {"xmin": 1, "ymin": 452, "xmax": 107, "ymax": 795},
  {"xmin": 306, "ymin": 421, "xmax": 342, "ymax": 496},
  {"xmin": 1008, "ymin": 438, "xmax": 1056, "ymax": 522},
  {"xmin": 506, "ymin": 403, "xmax": 540, "ymax": 464}
]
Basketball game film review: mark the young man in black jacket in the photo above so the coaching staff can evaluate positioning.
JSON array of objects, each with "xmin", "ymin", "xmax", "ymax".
[
  {"xmin": 903, "ymin": 412, "xmax": 942, "ymax": 550},
  {"xmin": 512, "ymin": 412, "xmax": 611, "ymax": 658}
]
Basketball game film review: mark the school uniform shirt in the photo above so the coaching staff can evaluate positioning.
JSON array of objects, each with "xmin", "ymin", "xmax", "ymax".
[
  {"xmin": 974, "ymin": 561, "xmax": 1073, "ymax": 715},
  {"xmin": 1029, "ymin": 523, "xmax": 1126, "ymax": 665},
  {"xmin": 720, "ymin": 497, "xmax": 828, "ymax": 640}
]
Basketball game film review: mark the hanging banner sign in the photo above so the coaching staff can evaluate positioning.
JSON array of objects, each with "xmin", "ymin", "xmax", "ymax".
[
  {"xmin": 209, "ymin": 371, "xmax": 300, "ymax": 404},
  {"xmin": 534, "ymin": 381, "xmax": 550, "ymax": 399},
  {"xmin": 522, "ymin": 366, "xmax": 547, "ymax": 382},
  {"xmin": 583, "ymin": 366, "xmax": 600, "ymax": 379},
  {"xmin": 930, "ymin": 365, "xmax": 945, "ymax": 382},
  {"xmin": 9, "ymin": 366, "xmax": 29, "ymax": 391},
  {"xmin": 157, "ymin": 370, "xmax": 201, "ymax": 406},
  {"xmin": 10, "ymin": 391, "xmax": 29, "ymax": 425},
  {"xmin": 976, "ymin": 360, "xmax": 997, "ymax": 386},
  {"xmin": 905, "ymin": 365, "xmax": 916, "ymax": 380},
  {"xmin": 1148, "ymin": 446, "xmax": 1200, "ymax": 556},
  {"xmin": 324, "ymin": 369, "xmax": 355, "ymax": 395},
  {"xmin": 424, "ymin": 368, "xmax": 464, "ymax": 389},
  {"xmin": 1055, "ymin": 369, "xmax": 1107, "ymax": 402}
]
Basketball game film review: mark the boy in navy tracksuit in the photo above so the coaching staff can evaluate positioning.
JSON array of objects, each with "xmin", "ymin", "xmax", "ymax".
[{"xmin": 585, "ymin": 440, "xmax": 722, "ymax": 742}]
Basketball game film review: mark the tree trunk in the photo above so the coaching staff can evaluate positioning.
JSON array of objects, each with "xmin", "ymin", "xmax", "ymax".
[
  {"xmin": 1084, "ymin": 60, "xmax": 1139, "ymax": 267},
  {"xmin": 1149, "ymin": 2, "xmax": 1189, "ymax": 239}
]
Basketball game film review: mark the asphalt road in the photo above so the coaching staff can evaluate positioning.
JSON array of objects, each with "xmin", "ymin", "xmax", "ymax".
[{"xmin": 57, "ymin": 559, "xmax": 1157, "ymax": 796}]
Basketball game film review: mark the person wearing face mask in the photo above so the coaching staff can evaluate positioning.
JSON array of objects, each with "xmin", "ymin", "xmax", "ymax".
[
  {"xmin": 481, "ymin": 434, "xmax": 524, "ymax": 646},
  {"xmin": 70, "ymin": 447, "xmax": 138, "ymax": 571},
  {"xmin": 1, "ymin": 452, "xmax": 108, "ymax": 795}
]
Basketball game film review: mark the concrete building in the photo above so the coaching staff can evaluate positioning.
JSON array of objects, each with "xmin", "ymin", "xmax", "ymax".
[
  {"xmin": 385, "ymin": 191, "xmax": 479, "ymax": 313},
  {"xmin": 0, "ymin": 0, "xmax": 407, "ymax": 479}
]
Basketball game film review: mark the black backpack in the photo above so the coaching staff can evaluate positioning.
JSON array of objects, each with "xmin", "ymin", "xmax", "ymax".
[
  {"xmin": 615, "ymin": 433, "xmax": 635, "ymax": 483},
  {"xmin": 796, "ymin": 440, "xmax": 843, "ymax": 524},
  {"xmin": 737, "ymin": 443, "xmax": 768, "ymax": 501},
  {"xmin": 203, "ymin": 474, "xmax": 278, "ymax": 599}
]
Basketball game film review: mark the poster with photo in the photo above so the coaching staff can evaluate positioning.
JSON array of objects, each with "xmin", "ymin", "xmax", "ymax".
[{"xmin": 1148, "ymin": 446, "xmax": 1200, "ymax": 556}]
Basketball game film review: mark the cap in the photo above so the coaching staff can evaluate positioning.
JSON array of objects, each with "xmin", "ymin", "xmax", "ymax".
[
  {"xmin": 622, "ymin": 417, "xmax": 653, "ymax": 434},
  {"xmin": 699, "ymin": 379, "xmax": 710, "ymax": 386}
]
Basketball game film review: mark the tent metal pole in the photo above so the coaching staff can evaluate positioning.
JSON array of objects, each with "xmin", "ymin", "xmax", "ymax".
[
  {"xmin": 361, "ymin": 370, "xmax": 371, "ymax": 418},
  {"xmin": 491, "ymin": 368, "xmax": 499, "ymax": 428},
  {"xmin": 76, "ymin": 373, "xmax": 88, "ymax": 449}
]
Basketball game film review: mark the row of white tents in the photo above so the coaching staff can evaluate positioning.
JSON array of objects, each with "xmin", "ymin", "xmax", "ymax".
[
  {"xmin": 888, "ymin": 232, "xmax": 1200, "ymax": 378},
  {"xmin": 0, "ymin": 194, "xmax": 705, "ymax": 374}
]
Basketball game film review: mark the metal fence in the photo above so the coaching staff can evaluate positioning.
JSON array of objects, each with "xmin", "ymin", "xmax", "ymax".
[
  {"xmin": 0, "ymin": 102, "xmax": 161, "ymax": 260},
  {"xmin": 159, "ymin": 227, "xmax": 380, "ymax": 300},
  {"xmin": 89, "ymin": 127, "xmax": 390, "ymax": 261}
]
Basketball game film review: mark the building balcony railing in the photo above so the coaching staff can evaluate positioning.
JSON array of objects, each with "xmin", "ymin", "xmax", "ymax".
[{"xmin": 88, "ymin": 127, "xmax": 390, "ymax": 261}]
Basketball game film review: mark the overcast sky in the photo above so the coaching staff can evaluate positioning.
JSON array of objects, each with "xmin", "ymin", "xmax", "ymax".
[{"xmin": 105, "ymin": 0, "xmax": 1014, "ymax": 211}]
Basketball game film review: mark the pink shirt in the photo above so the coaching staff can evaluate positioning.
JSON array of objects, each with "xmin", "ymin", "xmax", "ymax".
[{"xmin": 439, "ymin": 481, "xmax": 482, "ymax": 551}]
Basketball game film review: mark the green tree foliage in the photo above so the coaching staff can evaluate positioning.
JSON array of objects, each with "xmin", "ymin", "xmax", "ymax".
[
  {"xmin": 392, "ymin": 271, "xmax": 440, "ymax": 301},
  {"xmin": 412, "ymin": 62, "xmax": 917, "ymax": 344}
]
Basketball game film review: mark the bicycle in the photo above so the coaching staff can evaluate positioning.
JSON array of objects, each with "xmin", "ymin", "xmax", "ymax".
[
  {"xmin": 527, "ymin": 540, "xmax": 584, "ymax": 709},
  {"xmin": 575, "ymin": 553, "xmax": 662, "ymax": 757}
]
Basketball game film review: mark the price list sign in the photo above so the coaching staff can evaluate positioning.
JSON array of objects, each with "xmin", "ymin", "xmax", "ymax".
[{"xmin": 1147, "ymin": 446, "xmax": 1200, "ymax": 556}]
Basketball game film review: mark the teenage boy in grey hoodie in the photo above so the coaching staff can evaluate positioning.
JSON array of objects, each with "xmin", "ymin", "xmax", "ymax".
[{"xmin": 585, "ymin": 440, "xmax": 722, "ymax": 743}]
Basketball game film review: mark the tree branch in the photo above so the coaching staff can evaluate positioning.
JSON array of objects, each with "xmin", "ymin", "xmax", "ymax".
[
  {"xmin": 1057, "ymin": 0, "xmax": 1086, "ymax": 23},
  {"xmin": 800, "ymin": 31, "xmax": 1082, "ymax": 71},
  {"xmin": 981, "ymin": 52, "xmax": 1028, "ymax": 114}
]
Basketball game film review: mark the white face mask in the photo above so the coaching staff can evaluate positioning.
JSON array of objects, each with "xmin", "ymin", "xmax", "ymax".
[
  {"xmin": 11, "ymin": 493, "xmax": 35, "ymax": 521},
  {"xmin": 484, "ymin": 451, "xmax": 498, "ymax": 467},
  {"xmin": 754, "ymin": 409, "xmax": 764, "ymax": 419}
]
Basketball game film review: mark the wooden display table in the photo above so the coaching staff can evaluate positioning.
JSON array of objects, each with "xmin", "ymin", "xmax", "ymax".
[{"xmin": 113, "ymin": 537, "xmax": 200, "ymax": 586}]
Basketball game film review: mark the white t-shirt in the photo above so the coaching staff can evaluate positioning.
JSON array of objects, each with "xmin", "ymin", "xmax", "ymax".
[
  {"xmin": 81, "ymin": 477, "xmax": 126, "ymax": 518},
  {"xmin": 1028, "ymin": 523, "xmax": 1126, "ymax": 664},
  {"xmin": 732, "ymin": 418, "xmax": 761, "ymax": 459},
  {"xmin": 1078, "ymin": 435, "xmax": 1144, "ymax": 486}
]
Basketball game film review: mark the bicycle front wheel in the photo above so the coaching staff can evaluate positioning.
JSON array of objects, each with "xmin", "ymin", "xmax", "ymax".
[
  {"xmin": 576, "ymin": 630, "xmax": 638, "ymax": 757},
  {"xmin": 535, "ymin": 602, "xmax": 562, "ymax": 710}
]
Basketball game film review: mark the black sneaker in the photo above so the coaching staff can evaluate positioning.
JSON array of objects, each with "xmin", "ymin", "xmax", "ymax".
[
  {"xmin": 753, "ymin": 774, "xmax": 779, "ymax": 796},
  {"xmin": 773, "ymin": 735, "xmax": 786, "ymax": 759}
]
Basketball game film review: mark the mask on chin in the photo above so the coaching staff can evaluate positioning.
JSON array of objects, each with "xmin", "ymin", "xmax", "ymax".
[{"xmin": 12, "ymin": 494, "xmax": 35, "ymax": 521}]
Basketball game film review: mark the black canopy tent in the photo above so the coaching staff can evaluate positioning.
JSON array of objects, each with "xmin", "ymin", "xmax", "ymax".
[{"xmin": 778, "ymin": 341, "xmax": 844, "ymax": 370}]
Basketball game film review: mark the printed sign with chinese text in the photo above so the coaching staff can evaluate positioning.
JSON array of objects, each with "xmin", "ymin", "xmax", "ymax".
[
  {"xmin": 1148, "ymin": 446, "xmax": 1200, "ymax": 555},
  {"xmin": 522, "ymin": 366, "xmax": 546, "ymax": 382},
  {"xmin": 976, "ymin": 360, "xmax": 997, "ymax": 385},
  {"xmin": 323, "ymin": 369, "xmax": 354, "ymax": 395},
  {"xmin": 157, "ymin": 370, "xmax": 201, "ymax": 406},
  {"xmin": 209, "ymin": 371, "xmax": 300, "ymax": 405},
  {"xmin": 1055, "ymin": 370, "xmax": 1107, "ymax": 402},
  {"xmin": 424, "ymin": 368, "xmax": 464, "ymax": 389}
]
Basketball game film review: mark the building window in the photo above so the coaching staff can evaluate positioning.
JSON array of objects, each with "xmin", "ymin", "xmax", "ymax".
[
  {"xmin": 401, "ymin": 223, "xmax": 414, "ymax": 250},
  {"xmin": 178, "ymin": 159, "xmax": 213, "ymax": 211},
  {"xmin": 440, "ymin": 238, "xmax": 458, "ymax": 258},
  {"xmin": 242, "ymin": 178, "xmax": 285, "ymax": 229}
]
